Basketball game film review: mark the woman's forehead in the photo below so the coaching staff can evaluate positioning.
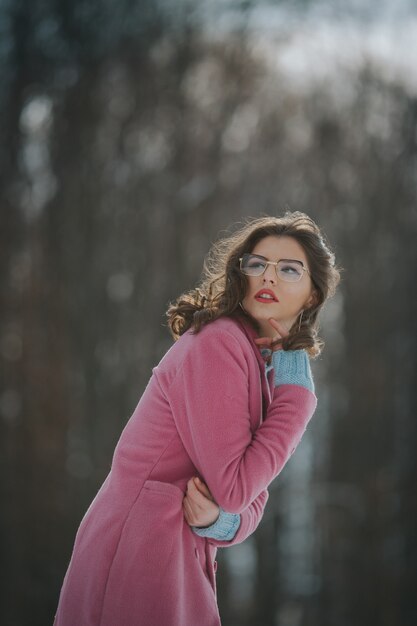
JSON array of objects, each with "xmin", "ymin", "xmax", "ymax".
[{"xmin": 251, "ymin": 235, "xmax": 308, "ymax": 262}]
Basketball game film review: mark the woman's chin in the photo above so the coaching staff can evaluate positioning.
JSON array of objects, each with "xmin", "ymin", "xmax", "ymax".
[
  {"xmin": 243, "ymin": 305, "xmax": 290, "ymax": 337},
  {"xmin": 256, "ymin": 316, "xmax": 294, "ymax": 338},
  {"xmin": 256, "ymin": 318, "xmax": 282, "ymax": 338}
]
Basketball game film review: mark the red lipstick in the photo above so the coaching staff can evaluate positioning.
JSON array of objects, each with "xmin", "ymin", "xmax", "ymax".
[{"xmin": 254, "ymin": 289, "xmax": 279, "ymax": 303}]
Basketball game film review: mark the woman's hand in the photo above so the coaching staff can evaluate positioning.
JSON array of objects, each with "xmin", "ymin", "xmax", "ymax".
[
  {"xmin": 254, "ymin": 318, "xmax": 290, "ymax": 352},
  {"xmin": 183, "ymin": 477, "xmax": 220, "ymax": 528}
]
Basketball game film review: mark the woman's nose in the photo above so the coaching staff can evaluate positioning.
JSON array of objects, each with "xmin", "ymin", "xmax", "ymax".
[{"xmin": 263, "ymin": 264, "xmax": 277, "ymax": 284}]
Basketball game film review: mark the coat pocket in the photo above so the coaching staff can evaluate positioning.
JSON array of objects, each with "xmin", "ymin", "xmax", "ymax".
[
  {"xmin": 142, "ymin": 479, "xmax": 185, "ymax": 501},
  {"xmin": 99, "ymin": 479, "xmax": 192, "ymax": 623},
  {"xmin": 131, "ymin": 479, "xmax": 185, "ymax": 559},
  {"xmin": 103, "ymin": 480, "xmax": 185, "ymax": 601}
]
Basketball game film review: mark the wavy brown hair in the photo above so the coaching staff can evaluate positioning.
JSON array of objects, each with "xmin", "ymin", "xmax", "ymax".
[{"xmin": 166, "ymin": 211, "xmax": 343, "ymax": 357}]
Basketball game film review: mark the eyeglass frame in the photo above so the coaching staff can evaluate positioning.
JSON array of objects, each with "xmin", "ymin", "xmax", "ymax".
[{"xmin": 238, "ymin": 253, "xmax": 311, "ymax": 282}]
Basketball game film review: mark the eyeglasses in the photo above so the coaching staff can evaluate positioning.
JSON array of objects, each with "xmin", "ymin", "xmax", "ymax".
[{"xmin": 239, "ymin": 253, "xmax": 311, "ymax": 283}]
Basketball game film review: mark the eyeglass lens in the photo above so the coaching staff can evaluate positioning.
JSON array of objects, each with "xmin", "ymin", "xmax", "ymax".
[{"xmin": 240, "ymin": 254, "xmax": 303, "ymax": 282}]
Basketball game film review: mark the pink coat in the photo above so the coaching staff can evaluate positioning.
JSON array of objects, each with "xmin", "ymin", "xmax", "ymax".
[{"xmin": 54, "ymin": 316, "xmax": 317, "ymax": 626}]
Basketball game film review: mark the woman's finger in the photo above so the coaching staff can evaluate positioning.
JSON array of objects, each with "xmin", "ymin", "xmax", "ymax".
[
  {"xmin": 186, "ymin": 481, "xmax": 206, "ymax": 508},
  {"xmin": 254, "ymin": 337, "xmax": 273, "ymax": 347},
  {"xmin": 186, "ymin": 481, "xmax": 205, "ymax": 505},
  {"xmin": 182, "ymin": 497, "xmax": 192, "ymax": 522},
  {"xmin": 254, "ymin": 319, "xmax": 290, "ymax": 352},
  {"xmin": 183, "ymin": 494, "xmax": 199, "ymax": 520},
  {"xmin": 193, "ymin": 477, "xmax": 214, "ymax": 501},
  {"xmin": 268, "ymin": 318, "xmax": 290, "ymax": 337},
  {"xmin": 183, "ymin": 487, "xmax": 220, "ymax": 528}
]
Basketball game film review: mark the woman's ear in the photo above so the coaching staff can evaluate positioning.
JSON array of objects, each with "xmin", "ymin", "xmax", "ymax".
[{"xmin": 305, "ymin": 290, "xmax": 319, "ymax": 309}]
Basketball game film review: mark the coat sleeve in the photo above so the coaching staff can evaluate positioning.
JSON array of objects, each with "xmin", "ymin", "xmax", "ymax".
[
  {"xmin": 205, "ymin": 488, "xmax": 269, "ymax": 548},
  {"xmin": 165, "ymin": 326, "xmax": 317, "ymax": 515}
]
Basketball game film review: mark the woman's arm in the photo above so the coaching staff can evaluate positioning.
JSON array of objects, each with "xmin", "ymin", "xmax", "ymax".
[
  {"xmin": 164, "ymin": 325, "xmax": 317, "ymax": 514},
  {"xmin": 205, "ymin": 489, "xmax": 269, "ymax": 547},
  {"xmin": 183, "ymin": 476, "xmax": 268, "ymax": 546},
  {"xmin": 183, "ymin": 477, "xmax": 240, "ymax": 540},
  {"xmin": 192, "ymin": 507, "xmax": 241, "ymax": 541}
]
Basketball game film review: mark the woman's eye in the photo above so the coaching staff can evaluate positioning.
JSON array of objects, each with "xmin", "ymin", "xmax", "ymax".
[
  {"xmin": 281, "ymin": 265, "xmax": 301, "ymax": 275},
  {"xmin": 246, "ymin": 258, "xmax": 265, "ymax": 269}
]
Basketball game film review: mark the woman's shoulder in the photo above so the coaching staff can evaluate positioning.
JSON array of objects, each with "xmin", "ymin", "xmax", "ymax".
[
  {"xmin": 161, "ymin": 317, "xmax": 249, "ymax": 364},
  {"xmin": 191, "ymin": 316, "xmax": 250, "ymax": 345},
  {"xmin": 154, "ymin": 316, "xmax": 255, "ymax": 390},
  {"xmin": 199, "ymin": 315, "xmax": 240, "ymax": 333}
]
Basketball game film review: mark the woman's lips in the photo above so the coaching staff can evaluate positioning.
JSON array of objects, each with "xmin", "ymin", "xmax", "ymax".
[{"xmin": 254, "ymin": 289, "xmax": 279, "ymax": 303}]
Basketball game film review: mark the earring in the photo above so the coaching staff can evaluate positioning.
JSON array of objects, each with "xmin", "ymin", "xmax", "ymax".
[
  {"xmin": 239, "ymin": 301, "xmax": 248, "ymax": 314},
  {"xmin": 298, "ymin": 310, "xmax": 304, "ymax": 332}
]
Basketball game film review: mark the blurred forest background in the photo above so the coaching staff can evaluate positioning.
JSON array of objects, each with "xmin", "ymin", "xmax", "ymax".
[{"xmin": 1, "ymin": 0, "xmax": 417, "ymax": 625}]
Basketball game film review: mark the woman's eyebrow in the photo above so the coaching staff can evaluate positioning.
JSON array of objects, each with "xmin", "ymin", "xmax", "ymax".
[
  {"xmin": 280, "ymin": 258, "xmax": 304, "ymax": 264},
  {"xmin": 253, "ymin": 254, "xmax": 304, "ymax": 264}
]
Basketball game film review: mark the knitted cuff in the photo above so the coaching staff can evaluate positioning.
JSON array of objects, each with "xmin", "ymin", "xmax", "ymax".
[
  {"xmin": 192, "ymin": 507, "xmax": 241, "ymax": 540},
  {"xmin": 272, "ymin": 349, "xmax": 315, "ymax": 393}
]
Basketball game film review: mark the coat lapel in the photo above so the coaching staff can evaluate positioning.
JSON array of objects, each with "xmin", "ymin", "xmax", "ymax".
[{"xmin": 235, "ymin": 316, "xmax": 274, "ymax": 416}]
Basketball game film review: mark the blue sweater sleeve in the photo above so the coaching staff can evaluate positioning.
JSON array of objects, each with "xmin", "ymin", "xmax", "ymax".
[
  {"xmin": 272, "ymin": 348, "xmax": 315, "ymax": 393},
  {"xmin": 192, "ymin": 506, "xmax": 241, "ymax": 540}
]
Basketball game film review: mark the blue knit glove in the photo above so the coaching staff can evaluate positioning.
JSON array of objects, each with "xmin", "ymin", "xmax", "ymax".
[
  {"xmin": 272, "ymin": 349, "xmax": 315, "ymax": 393},
  {"xmin": 191, "ymin": 506, "xmax": 241, "ymax": 540}
]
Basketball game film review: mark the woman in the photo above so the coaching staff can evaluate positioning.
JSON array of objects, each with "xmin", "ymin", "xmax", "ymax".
[{"xmin": 54, "ymin": 212, "xmax": 341, "ymax": 626}]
